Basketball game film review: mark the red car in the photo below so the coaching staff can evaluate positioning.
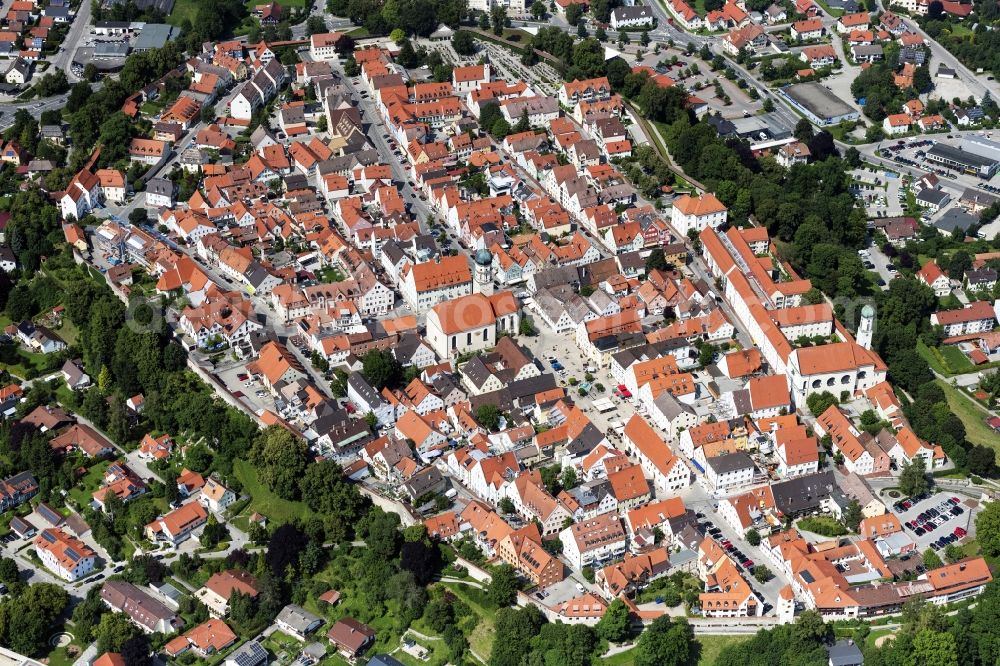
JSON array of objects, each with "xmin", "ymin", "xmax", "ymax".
[{"xmin": 954, "ymin": 527, "xmax": 967, "ymax": 537}]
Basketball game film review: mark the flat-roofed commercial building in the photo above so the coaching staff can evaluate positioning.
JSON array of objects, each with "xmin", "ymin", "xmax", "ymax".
[{"xmin": 926, "ymin": 143, "xmax": 999, "ymax": 178}]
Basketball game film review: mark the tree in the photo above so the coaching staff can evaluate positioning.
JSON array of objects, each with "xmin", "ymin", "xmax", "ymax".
[
  {"xmin": 250, "ymin": 425, "xmax": 309, "ymax": 500},
  {"xmin": 843, "ymin": 499, "xmax": 864, "ymax": 532},
  {"xmin": 923, "ymin": 546, "xmax": 943, "ymax": 569},
  {"xmin": 745, "ymin": 530, "xmax": 761, "ymax": 547},
  {"xmin": 96, "ymin": 612, "xmax": 141, "ymax": 654},
  {"xmin": 633, "ymin": 615, "xmax": 694, "ymax": 666},
  {"xmin": 475, "ymin": 404, "xmax": 501, "ymax": 431},
  {"xmin": 596, "ymin": 598, "xmax": 632, "ymax": 642},
  {"xmin": 120, "ymin": 634, "xmax": 151, "ymax": 666},
  {"xmin": 490, "ymin": 5, "xmax": 506, "ymax": 35},
  {"xmin": 947, "ymin": 250, "xmax": 972, "ymax": 282},
  {"xmin": 794, "ymin": 117, "xmax": 815, "ymax": 143},
  {"xmin": 565, "ymin": 2, "xmax": 584, "ymax": 24},
  {"xmin": 499, "ymin": 497, "xmax": 515, "ymax": 514},
  {"xmin": 487, "ymin": 563, "xmax": 519, "ymax": 606},
  {"xmin": 361, "ymin": 349, "xmax": 402, "ymax": 389},
  {"xmin": 645, "ymin": 248, "xmax": 672, "ymax": 272},
  {"xmin": 266, "ymin": 523, "xmax": 308, "ymax": 577},
  {"xmin": 806, "ymin": 391, "xmax": 839, "ymax": 417},
  {"xmin": 0, "ymin": 558, "xmax": 17, "ymax": 585},
  {"xmin": 899, "ymin": 457, "xmax": 929, "ymax": 498},
  {"xmin": 753, "ymin": 564, "xmax": 773, "ymax": 583},
  {"xmin": 975, "ymin": 500, "xmax": 1000, "ymax": 558},
  {"xmin": 518, "ymin": 318, "xmax": 536, "ymax": 336},
  {"xmin": 390, "ymin": 28, "xmax": 406, "ymax": 43},
  {"xmin": 531, "ymin": 0, "xmax": 545, "ymax": 18},
  {"xmin": 911, "ymin": 629, "xmax": 958, "ymax": 666},
  {"xmin": 452, "ymin": 30, "xmax": 476, "ymax": 55}
]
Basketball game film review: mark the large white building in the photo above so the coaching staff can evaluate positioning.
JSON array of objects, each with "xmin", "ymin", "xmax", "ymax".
[
  {"xmin": 35, "ymin": 528, "xmax": 96, "ymax": 581},
  {"xmin": 425, "ymin": 291, "xmax": 520, "ymax": 360},
  {"xmin": 786, "ymin": 341, "xmax": 887, "ymax": 405},
  {"xmin": 670, "ymin": 193, "xmax": 728, "ymax": 237},
  {"xmin": 620, "ymin": 414, "xmax": 691, "ymax": 494},
  {"xmin": 930, "ymin": 301, "xmax": 997, "ymax": 336},
  {"xmin": 400, "ymin": 255, "xmax": 474, "ymax": 314},
  {"xmin": 559, "ymin": 513, "xmax": 627, "ymax": 570}
]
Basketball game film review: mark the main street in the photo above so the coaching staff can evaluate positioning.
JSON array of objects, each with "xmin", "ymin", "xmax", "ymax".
[{"xmin": 52, "ymin": 0, "xmax": 92, "ymax": 81}]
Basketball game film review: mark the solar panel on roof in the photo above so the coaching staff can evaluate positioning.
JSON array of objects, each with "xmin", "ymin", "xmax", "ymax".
[
  {"xmin": 38, "ymin": 503, "xmax": 62, "ymax": 524},
  {"xmin": 41, "ymin": 530, "xmax": 56, "ymax": 543},
  {"xmin": 66, "ymin": 548, "xmax": 81, "ymax": 562}
]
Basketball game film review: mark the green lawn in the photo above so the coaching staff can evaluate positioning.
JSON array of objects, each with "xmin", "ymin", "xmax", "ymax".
[
  {"xmin": 696, "ymin": 634, "xmax": 751, "ymax": 665},
  {"xmin": 232, "ymin": 458, "xmax": 313, "ymax": 523},
  {"xmin": 437, "ymin": 581, "xmax": 496, "ymax": 661},
  {"xmin": 939, "ymin": 345, "xmax": 975, "ymax": 374},
  {"xmin": 54, "ymin": 317, "xmax": 79, "ymax": 346},
  {"xmin": 797, "ymin": 516, "xmax": 847, "ymax": 537},
  {"xmin": 316, "ymin": 266, "xmax": 346, "ymax": 283},
  {"xmin": 0, "ymin": 346, "xmax": 53, "ymax": 380},
  {"xmin": 166, "ymin": 0, "xmax": 201, "ymax": 26},
  {"xmin": 602, "ymin": 634, "xmax": 750, "ymax": 665},
  {"xmin": 67, "ymin": 460, "xmax": 112, "ymax": 509},
  {"xmin": 936, "ymin": 380, "xmax": 1000, "ymax": 452},
  {"xmin": 916, "ymin": 340, "xmax": 950, "ymax": 376}
]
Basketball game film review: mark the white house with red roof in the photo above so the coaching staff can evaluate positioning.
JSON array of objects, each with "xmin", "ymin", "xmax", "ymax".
[{"xmin": 916, "ymin": 260, "xmax": 951, "ymax": 297}]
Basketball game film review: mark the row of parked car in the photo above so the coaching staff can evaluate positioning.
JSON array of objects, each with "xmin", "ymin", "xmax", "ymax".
[
  {"xmin": 700, "ymin": 517, "xmax": 755, "ymax": 573},
  {"xmin": 930, "ymin": 527, "xmax": 967, "ymax": 551},
  {"xmin": 903, "ymin": 496, "xmax": 965, "ymax": 538}
]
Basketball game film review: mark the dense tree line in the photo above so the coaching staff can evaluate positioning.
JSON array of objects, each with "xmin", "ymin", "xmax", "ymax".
[
  {"xmin": 0, "ymin": 583, "xmax": 69, "ymax": 655},
  {"xmin": 660, "ymin": 116, "xmax": 869, "ymax": 300},
  {"xmin": 326, "ymin": 0, "xmax": 465, "ymax": 36},
  {"xmin": 715, "ymin": 610, "xmax": 831, "ymax": 665}
]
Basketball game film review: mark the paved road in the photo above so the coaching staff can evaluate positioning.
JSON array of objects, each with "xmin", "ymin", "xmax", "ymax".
[{"xmin": 53, "ymin": 0, "xmax": 92, "ymax": 81}]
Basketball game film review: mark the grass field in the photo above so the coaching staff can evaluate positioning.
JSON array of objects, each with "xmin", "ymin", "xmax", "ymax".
[
  {"xmin": 232, "ymin": 458, "xmax": 313, "ymax": 523},
  {"xmin": 166, "ymin": 0, "xmax": 200, "ymax": 26},
  {"xmin": 438, "ymin": 581, "xmax": 496, "ymax": 661},
  {"xmin": 67, "ymin": 460, "xmax": 111, "ymax": 508},
  {"xmin": 601, "ymin": 633, "xmax": 750, "ymax": 665},
  {"xmin": 936, "ymin": 380, "xmax": 1000, "ymax": 451},
  {"xmin": 939, "ymin": 345, "xmax": 975, "ymax": 374},
  {"xmin": 0, "ymin": 346, "xmax": 53, "ymax": 380},
  {"xmin": 917, "ymin": 340, "xmax": 950, "ymax": 376}
]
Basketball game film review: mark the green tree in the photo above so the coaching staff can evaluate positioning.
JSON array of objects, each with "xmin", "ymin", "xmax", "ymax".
[
  {"xmin": 753, "ymin": 564, "xmax": 773, "ymax": 583},
  {"xmin": 975, "ymin": 500, "xmax": 1000, "ymax": 558},
  {"xmin": 453, "ymin": 30, "xmax": 476, "ymax": 55},
  {"xmin": 912, "ymin": 629, "xmax": 958, "ymax": 666},
  {"xmin": 633, "ymin": 615, "xmax": 694, "ymax": 666},
  {"xmin": 487, "ymin": 563, "xmax": 519, "ymax": 606},
  {"xmin": 899, "ymin": 457, "xmax": 929, "ymax": 498},
  {"xmin": 249, "ymin": 425, "xmax": 309, "ymax": 500},
  {"xmin": 843, "ymin": 499, "xmax": 864, "ymax": 532},
  {"xmin": 948, "ymin": 250, "xmax": 972, "ymax": 282},
  {"xmin": 745, "ymin": 530, "xmax": 761, "ymax": 547},
  {"xmin": 565, "ymin": 2, "xmax": 584, "ymax": 24},
  {"xmin": 0, "ymin": 558, "xmax": 18, "ymax": 585},
  {"xmin": 475, "ymin": 404, "xmax": 502, "ymax": 431},
  {"xmin": 805, "ymin": 391, "xmax": 839, "ymax": 417},
  {"xmin": 361, "ymin": 349, "xmax": 402, "ymax": 389},
  {"xmin": 596, "ymin": 598, "xmax": 632, "ymax": 642},
  {"xmin": 923, "ymin": 547, "xmax": 943, "ymax": 569},
  {"xmin": 530, "ymin": 0, "xmax": 545, "ymax": 18},
  {"xmin": 95, "ymin": 612, "xmax": 141, "ymax": 654},
  {"xmin": 390, "ymin": 28, "xmax": 406, "ymax": 43}
]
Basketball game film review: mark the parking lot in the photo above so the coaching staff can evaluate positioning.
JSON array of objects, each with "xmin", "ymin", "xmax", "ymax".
[{"xmin": 890, "ymin": 491, "xmax": 975, "ymax": 552}]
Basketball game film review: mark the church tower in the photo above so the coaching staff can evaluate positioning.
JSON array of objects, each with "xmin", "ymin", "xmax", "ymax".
[
  {"xmin": 473, "ymin": 248, "xmax": 494, "ymax": 295},
  {"xmin": 857, "ymin": 304, "xmax": 875, "ymax": 350}
]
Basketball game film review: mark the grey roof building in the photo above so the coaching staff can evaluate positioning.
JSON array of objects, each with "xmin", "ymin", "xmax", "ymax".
[
  {"xmin": 134, "ymin": 24, "xmax": 181, "ymax": 51},
  {"xmin": 224, "ymin": 641, "xmax": 268, "ymax": 666},
  {"xmin": 275, "ymin": 604, "xmax": 323, "ymax": 639}
]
